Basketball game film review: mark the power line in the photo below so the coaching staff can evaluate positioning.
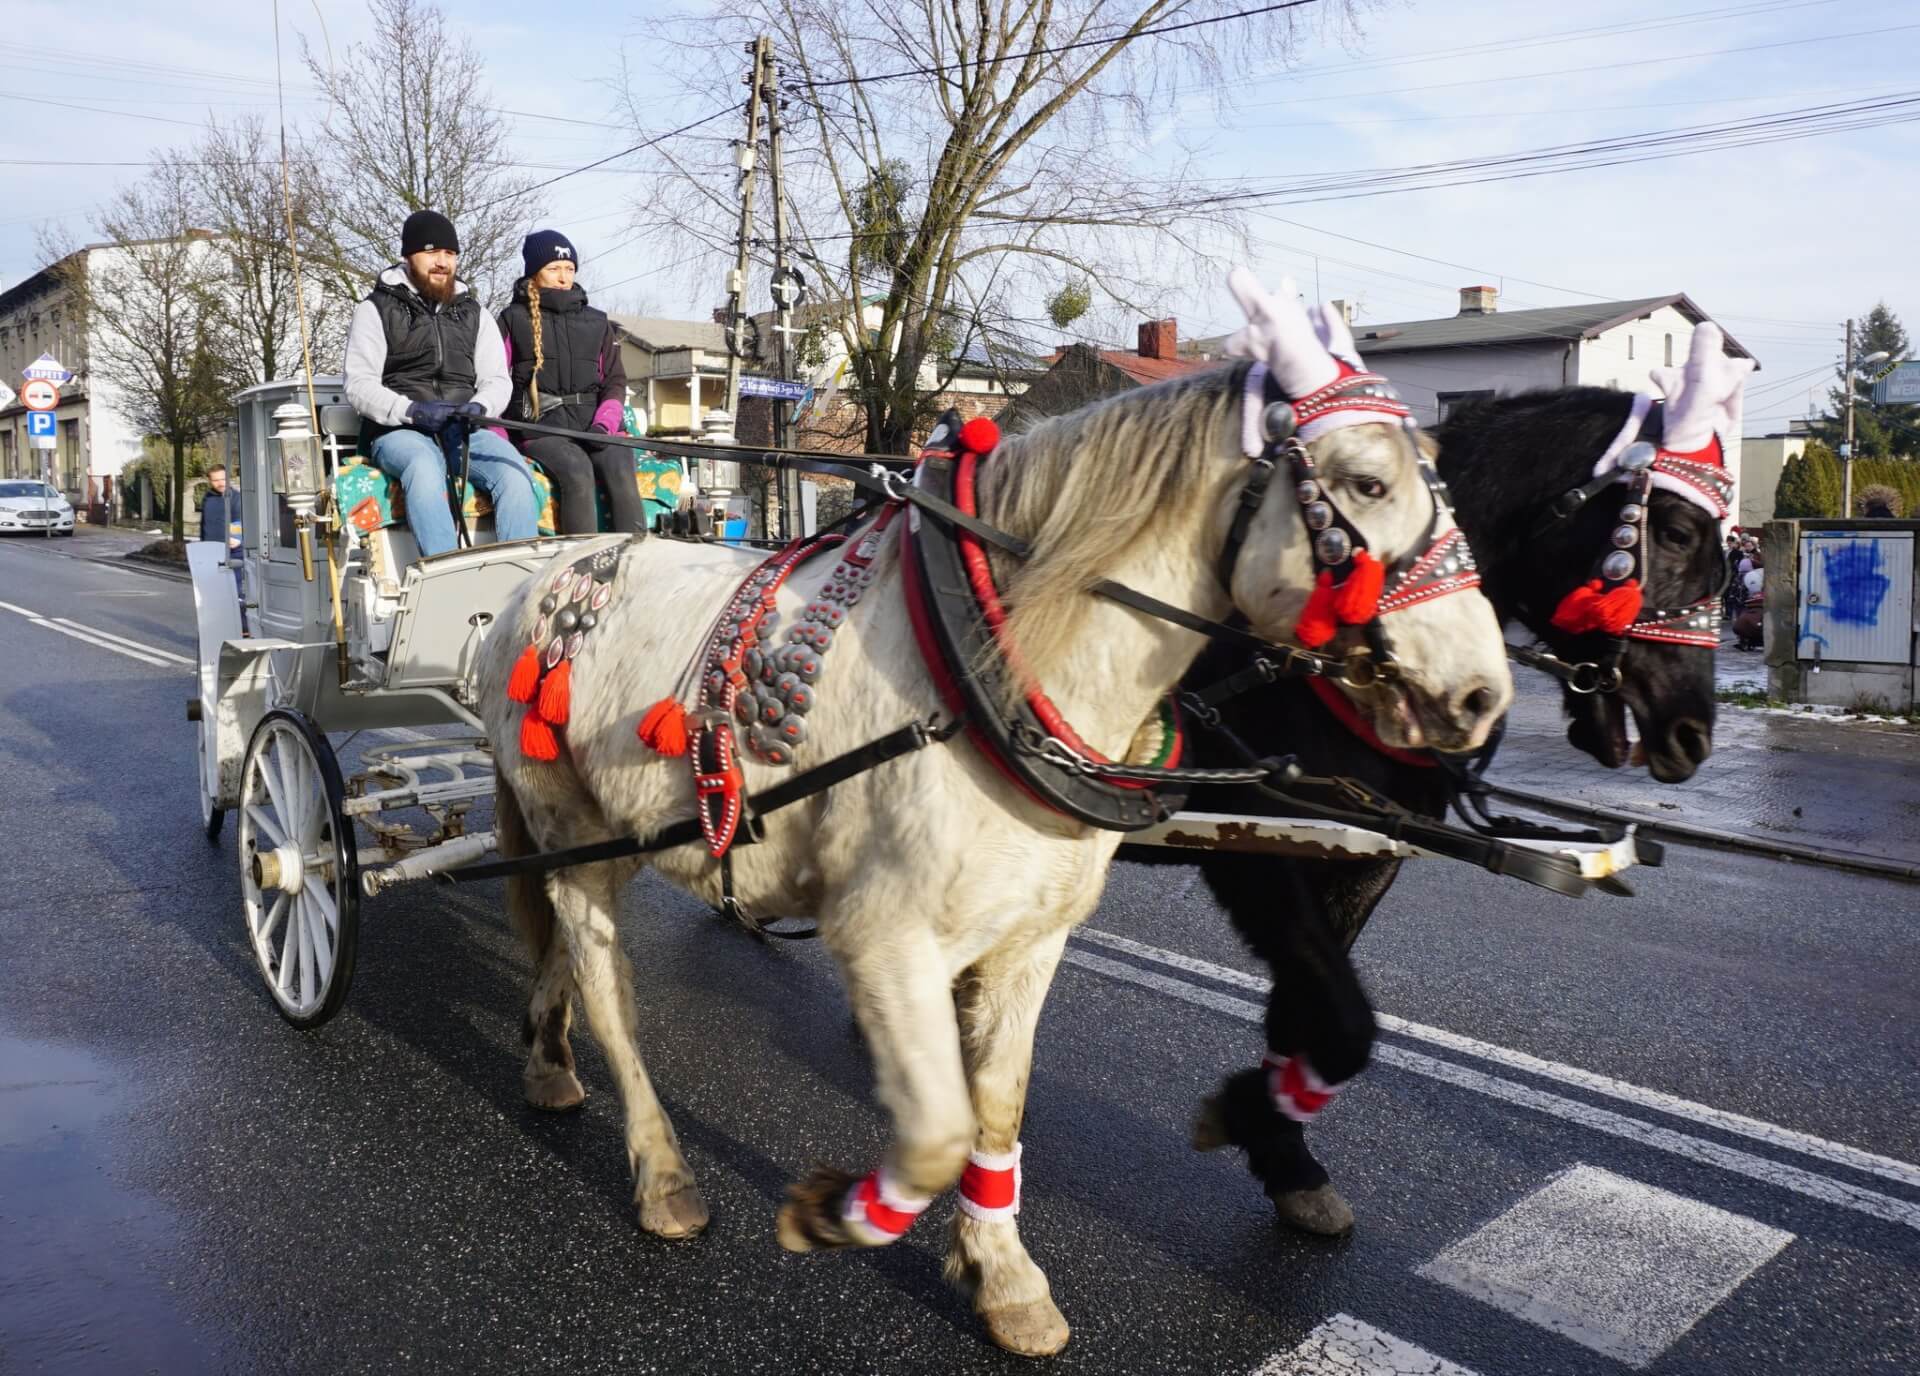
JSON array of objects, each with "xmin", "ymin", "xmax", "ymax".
[{"xmin": 801, "ymin": 0, "xmax": 1322, "ymax": 89}]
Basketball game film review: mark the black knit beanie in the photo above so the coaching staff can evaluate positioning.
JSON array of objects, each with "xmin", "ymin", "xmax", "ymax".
[
  {"xmin": 401, "ymin": 209, "xmax": 460, "ymax": 257},
  {"xmin": 522, "ymin": 229, "xmax": 577, "ymax": 278}
]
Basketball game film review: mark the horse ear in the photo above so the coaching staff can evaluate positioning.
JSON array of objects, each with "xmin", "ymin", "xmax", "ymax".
[{"xmin": 1649, "ymin": 321, "xmax": 1754, "ymax": 453}]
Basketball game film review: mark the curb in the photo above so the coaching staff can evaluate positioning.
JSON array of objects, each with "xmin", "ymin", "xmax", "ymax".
[
  {"xmin": 92, "ymin": 553, "xmax": 191, "ymax": 583},
  {"xmin": 1486, "ymin": 782, "xmax": 1920, "ymax": 884}
]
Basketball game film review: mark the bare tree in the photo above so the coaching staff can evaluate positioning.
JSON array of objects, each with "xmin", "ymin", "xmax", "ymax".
[
  {"xmin": 178, "ymin": 115, "xmax": 345, "ymax": 390},
  {"xmin": 301, "ymin": 0, "xmax": 544, "ymax": 304},
  {"xmin": 625, "ymin": 0, "xmax": 1366, "ymax": 453},
  {"xmin": 52, "ymin": 165, "xmax": 230, "ymax": 542}
]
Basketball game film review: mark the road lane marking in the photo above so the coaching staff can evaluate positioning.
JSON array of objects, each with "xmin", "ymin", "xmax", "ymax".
[
  {"xmin": 0, "ymin": 599, "xmax": 193, "ymax": 669},
  {"xmin": 1252, "ymin": 1313, "xmax": 1481, "ymax": 1375},
  {"xmin": 1060, "ymin": 947, "xmax": 1920, "ymax": 1233},
  {"xmin": 51, "ymin": 618, "xmax": 194, "ymax": 665},
  {"xmin": 1074, "ymin": 926, "xmax": 1920, "ymax": 1193},
  {"xmin": 1416, "ymin": 1165, "xmax": 1792, "ymax": 1369}
]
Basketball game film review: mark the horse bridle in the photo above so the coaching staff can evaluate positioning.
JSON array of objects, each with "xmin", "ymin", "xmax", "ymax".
[
  {"xmin": 1217, "ymin": 366, "xmax": 1483, "ymax": 687},
  {"xmin": 1518, "ymin": 404, "xmax": 1727, "ymax": 695}
]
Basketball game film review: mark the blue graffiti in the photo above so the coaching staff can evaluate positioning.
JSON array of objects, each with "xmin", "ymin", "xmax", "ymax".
[{"xmin": 1819, "ymin": 540, "xmax": 1891, "ymax": 627}]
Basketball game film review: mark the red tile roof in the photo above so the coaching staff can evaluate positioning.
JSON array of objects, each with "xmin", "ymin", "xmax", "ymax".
[{"xmin": 1102, "ymin": 351, "xmax": 1215, "ymax": 385}]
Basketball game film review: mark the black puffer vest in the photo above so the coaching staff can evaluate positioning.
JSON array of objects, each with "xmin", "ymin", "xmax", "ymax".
[
  {"xmin": 360, "ymin": 269, "xmax": 484, "ymax": 446},
  {"xmin": 498, "ymin": 281, "xmax": 614, "ymax": 429}
]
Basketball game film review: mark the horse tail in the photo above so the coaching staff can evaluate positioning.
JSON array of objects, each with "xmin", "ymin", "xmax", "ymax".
[{"xmin": 497, "ymin": 773, "xmax": 556, "ymax": 966}]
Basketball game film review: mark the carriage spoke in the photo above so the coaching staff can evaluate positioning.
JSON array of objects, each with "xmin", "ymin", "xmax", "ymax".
[
  {"xmin": 302, "ymin": 876, "xmax": 337, "ymax": 984},
  {"xmin": 256, "ymin": 891, "xmax": 290, "ymax": 946},
  {"xmin": 295, "ymin": 893, "xmax": 317, "ymax": 1008},
  {"xmin": 277, "ymin": 899, "xmax": 302, "ymax": 997},
  {"xmin": 245, "ymin": 804, "xmax": 286, "ymax": 849}
]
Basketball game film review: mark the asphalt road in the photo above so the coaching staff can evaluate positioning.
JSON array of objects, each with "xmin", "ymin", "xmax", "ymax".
[{"xmin": 2, "ymin": 535, "xmax": 1917, "ymax": 1375}]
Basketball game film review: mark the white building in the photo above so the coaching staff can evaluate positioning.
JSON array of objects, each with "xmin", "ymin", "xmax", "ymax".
[{"xmin": 0, "ymin": 244, "xmax": 160, "ymax": 518}]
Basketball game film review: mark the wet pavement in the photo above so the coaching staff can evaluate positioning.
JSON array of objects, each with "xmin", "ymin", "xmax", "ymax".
[
  {"xmin": 1490, "ymin": 646, "xmax": 1920, "ymax": 865},
  {"xmin": 2, "ymin": 538, "xmax": 1917, "ymax": 1375}
]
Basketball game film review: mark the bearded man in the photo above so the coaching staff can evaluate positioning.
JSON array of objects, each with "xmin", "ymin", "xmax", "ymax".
[{"xmin": 343, "ymin": 209, "xmax": 539, "ymax": 556}]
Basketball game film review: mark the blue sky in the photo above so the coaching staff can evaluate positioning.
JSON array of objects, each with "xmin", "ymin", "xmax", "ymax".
[{"xmin": 4, "ymin": 0, "xmax": 1915, "ymax": 432}]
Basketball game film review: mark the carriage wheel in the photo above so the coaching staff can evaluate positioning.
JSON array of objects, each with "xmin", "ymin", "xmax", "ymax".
[{"xmin": 238, "ymin": 709, "xmax": 361, "ymax": 1028}]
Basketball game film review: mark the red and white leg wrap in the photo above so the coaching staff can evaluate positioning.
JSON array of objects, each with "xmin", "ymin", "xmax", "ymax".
[
  {"xmin": 842, "ymin": 1167, "xmax": 932, "ymax": 1246},
  {"xmin": 958, "ymin": 1143, "xmax": 1022, "ymax": 1224},
  {"xmin": 1264, "ymin": 1053, "xmax": 1343, "ymax": 1124}
]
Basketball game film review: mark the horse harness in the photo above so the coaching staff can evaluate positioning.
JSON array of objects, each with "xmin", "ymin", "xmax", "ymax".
[{"xmin": 1513, "ymin": 397, "xmax": 1729, "ymax": 695}]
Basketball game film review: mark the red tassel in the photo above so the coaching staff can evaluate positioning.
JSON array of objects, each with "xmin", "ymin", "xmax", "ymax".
[
  {"xmin": 507, "ymin": 643, "xmax": 541, "ymax": 704},
  {"xmin": 536, "ymin": 659, "xmax": 571, "ymax": 726},
  {"xmin": 1332, "ymin": 549, "xmax": 1386, "ymax": 625},
  {"xmin": 958, "ymin": 416, "xmax": 1001, "ymax": 454},
  {"xmin": 520, "ymin": 712, "xmax": 560, "ymax": 762},
  {"xmin": 1552, "ymin": 578, "xmax": 1644, "ymax": 636},
  {"xmin": 637, "ymin": 697, "xmax": 690, "ymax": 757},
  {"xmin": 1593, "ymin": 579, "xmax": 1644, "ymax": 634},
  {"xmin": 1294, "ymin": 571, "xmax": 1339, "ymax": 648}
]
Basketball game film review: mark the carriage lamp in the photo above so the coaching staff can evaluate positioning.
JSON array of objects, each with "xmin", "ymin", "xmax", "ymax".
[{"xmin": 270, "ymin": 401, "xmax": 323, "ymax": 497}]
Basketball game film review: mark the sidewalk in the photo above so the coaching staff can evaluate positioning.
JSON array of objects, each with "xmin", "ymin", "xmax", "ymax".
[{"xmin": 1488, "ymin": 662, "xmax": 1920, "ymax": 866}]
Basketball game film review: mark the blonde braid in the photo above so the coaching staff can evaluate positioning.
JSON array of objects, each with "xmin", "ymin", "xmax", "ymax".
[{"xmin": 526, "ymin": 284, "xmax": 545, "ymax": 420}]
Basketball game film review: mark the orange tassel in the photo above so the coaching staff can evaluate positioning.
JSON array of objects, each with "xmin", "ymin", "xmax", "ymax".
[
  {"xmin": 520, "ymin": 711, "xmax": 560, "ymax": 762},
  {"xmin": 1551, "ymin": 578, "xmax": 1644, "ymax": 636},
  {"xmin": 637, "ymin": 697, "xmax": 690, "ymax": 757},
  {"xmin": 1294, "ymin": 571, "xmax": 1339, "ymax": 647},
  {"xmin": 1332, "ymin": 549, "xmax": 1386, "ymax": 625},
  {"xmin": 507, "ymin": 643, "xmax": 541, "ymax": 704},
  {"xmin": 537, "ymin": 659, "xmax": 571, "ymax": 726}
]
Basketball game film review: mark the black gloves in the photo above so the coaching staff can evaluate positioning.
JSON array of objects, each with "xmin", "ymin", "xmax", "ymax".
[{"xmin": 406, "ymin": 400, "xmax": 458, "ymax": 433}]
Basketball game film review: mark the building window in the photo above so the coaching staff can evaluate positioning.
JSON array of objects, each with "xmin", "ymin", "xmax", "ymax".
[
  {"xmin": 1627, "ymin": 336, "xmax": 1634, "ymax": 361},
  {"xmin": 1664, "ymin": 333, "xmax": 1674, "ymax": 366},
  {"xmin": 1437, "ymin": 389, "xmax": 1495, "ymax": 422}
]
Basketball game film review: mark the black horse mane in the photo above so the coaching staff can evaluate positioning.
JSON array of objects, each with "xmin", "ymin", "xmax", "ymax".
[{"xmin": 1434, "ymin": 386, "xmax": 1637, "ymax": 552}]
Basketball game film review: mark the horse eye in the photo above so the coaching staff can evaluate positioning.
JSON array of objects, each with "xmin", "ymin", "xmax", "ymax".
[{"xmin": 1353, "ymin": 477, "xmax": 1388, "ymax": 500}]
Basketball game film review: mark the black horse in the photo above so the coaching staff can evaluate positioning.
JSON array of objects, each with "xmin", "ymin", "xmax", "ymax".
[{"xmin": 1160, "ymin": 386, "xmax": 1726, "ymax": 1234}]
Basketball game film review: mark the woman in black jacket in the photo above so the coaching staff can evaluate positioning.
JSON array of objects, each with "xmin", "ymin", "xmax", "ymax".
[{"xmin": 498, "ymin": 230, "xmax": 646, "ymax": 535}]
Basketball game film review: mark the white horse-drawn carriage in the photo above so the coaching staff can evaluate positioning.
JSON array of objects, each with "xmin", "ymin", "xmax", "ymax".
[{"xmin": 190, "ymin": 369, "xmax": 1642, "ymax": 1030}]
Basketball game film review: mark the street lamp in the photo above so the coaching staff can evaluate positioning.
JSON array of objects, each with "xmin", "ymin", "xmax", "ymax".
[{"xmin": 1842, "ymin": 342, "xmax": 1894, "ymax": 515}]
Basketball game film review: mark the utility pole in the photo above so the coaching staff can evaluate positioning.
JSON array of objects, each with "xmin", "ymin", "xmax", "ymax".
[
  {"xmin": 765, "ymin": 47, "xmax": 800, "ymax": 538},
  {"xmin": 1842, "ymin": 317, "xmax": 1856, "ymax": 517},
  {"xmin": 723, "ymin": 37, "xmax": 770, "ymax": 420}
]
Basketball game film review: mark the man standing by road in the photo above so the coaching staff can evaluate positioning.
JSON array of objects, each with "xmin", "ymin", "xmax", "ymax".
[{"xmin": 343, "ymin": 209, "xmax": 538, "ymax": 557}]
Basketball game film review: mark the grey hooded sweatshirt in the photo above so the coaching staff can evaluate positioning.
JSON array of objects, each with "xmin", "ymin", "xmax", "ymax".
[{"xmin": 343, "ymin": 264, "xmax": 511, "ymax": 431}]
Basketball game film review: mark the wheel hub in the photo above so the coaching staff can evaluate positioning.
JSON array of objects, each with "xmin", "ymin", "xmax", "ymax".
[{"xmin": 253, "ymin": 844, "xmax": 307, "ymax": 894}]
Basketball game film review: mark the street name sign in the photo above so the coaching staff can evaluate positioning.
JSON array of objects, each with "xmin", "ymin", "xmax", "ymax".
[
  {"xmin": 738, "ymin": 376, "xmax": 810, "ymax": 401},
  {"xmin": 1871, "ymin": 361, "xmax": 1920, "ymax": 405},
  {"xmin": 21, "ymin": 378, "xmax": 59, "ymax": 410},
  {"xmin": 22, "ymin": 353, "xmax": 73, "ymax": 385}
]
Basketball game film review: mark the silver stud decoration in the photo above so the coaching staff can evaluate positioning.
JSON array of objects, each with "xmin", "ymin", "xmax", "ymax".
[
  {"xmin": 1619, "ymin": 502, "xmax": 1644, "ymax": 524},
  {"xmin": 1296, "ymin": 479, "xmax": 1320, "ymax": 503},
  {"xmin": 1618, "ymin": 441, "xmax": 1656, "ymax": 473},
  {"xmin": 1315, "ymin": 528, "xmax": 1352, "ymax": 566},
  {"xmin": 1610, "ymin": 525, "xmax": 1638, "ymax": 549},
  {"xmin": 1601, "ymin": 549, "xmax": 1634, "ymax": 582},
  {"xmin": 1263, "ymin": 401, "xmax": 1297, "ymax": 443},
  {"xmin": 1304, "ymin": 501, "xmax": 1333, "ymax": 531}
]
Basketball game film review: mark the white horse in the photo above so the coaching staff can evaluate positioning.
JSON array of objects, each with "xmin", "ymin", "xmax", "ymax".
[{"xmin": 477, "ymin": 274, "xmax": 1511, "ymax": 1356}]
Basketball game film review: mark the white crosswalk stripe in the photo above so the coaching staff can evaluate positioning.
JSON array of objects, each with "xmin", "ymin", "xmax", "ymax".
[{"xmin": 1253, "ymin": 1313, "xmax": 1481, "ymax": 1375}]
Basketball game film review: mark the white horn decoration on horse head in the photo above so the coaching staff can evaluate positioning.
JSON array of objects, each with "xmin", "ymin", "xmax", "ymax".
[
  {"xmin": 1591, "ymin": 320, "xmax": 1754, "ymax": 522},
  {"xmin": 1225, "ymin": 267, "xmax": 1410, "ymax": 454}
]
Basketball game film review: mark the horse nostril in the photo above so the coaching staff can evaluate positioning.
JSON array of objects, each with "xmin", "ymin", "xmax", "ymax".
[
  {"xmin": 1669, "ymin": 717, "xmax": 1713, "ymax": 766},
  {"xmin": 1462, "ymin": 685, "xmax": 1499, "ymax": 721}
]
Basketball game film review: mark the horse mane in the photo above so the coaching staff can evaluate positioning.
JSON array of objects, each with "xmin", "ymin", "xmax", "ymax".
[
  {"xmin": 1435, "ymin": 386, "xmax": 1636, "ymax": 545},
  {"xmin": 972, "ymin": 365, "xmax": 1240, "ymax": 687}
]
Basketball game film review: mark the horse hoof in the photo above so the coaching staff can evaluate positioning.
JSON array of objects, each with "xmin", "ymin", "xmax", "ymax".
[
  {"xmin": 1191, "ymin": 1093, "xmax": 1230, "ymax": 1152},
  {"xmin": 776, "ymin": 1165, "xmax": 859, "ymax": 1252},
  {"xmin": 524, "ymin": 1068, "xmax": 588, "ymax": 1112},
  {"xmin": 637, "ymin": 1184, "xmax": 710, "ymax": 1239},
  {"xmin": 775, "ymin": 1201, "xmax": 818, "ymax": 1253},
  {"xmin": 982, "ymin": 1298, "xmax": 1071, "ymax": 1357},
  {"xmin": 1272, "ymin": 1183, "xmax": 1354, "ymax": 1236}
]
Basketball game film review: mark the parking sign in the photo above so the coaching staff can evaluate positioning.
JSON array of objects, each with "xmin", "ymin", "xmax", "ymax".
[{"xmin": 27, "ymin": 410, "xmax": 57, "ymax": 438}]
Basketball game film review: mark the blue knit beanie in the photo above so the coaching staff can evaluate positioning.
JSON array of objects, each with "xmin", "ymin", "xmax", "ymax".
[{"xmin": 522, "ymin": 229, "xmax": 577, "ymax": 278}]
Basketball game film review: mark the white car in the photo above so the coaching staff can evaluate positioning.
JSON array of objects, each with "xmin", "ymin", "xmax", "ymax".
[{"xmin": 0, "ymin": 480, "xmax": 76, "ymax": 536}]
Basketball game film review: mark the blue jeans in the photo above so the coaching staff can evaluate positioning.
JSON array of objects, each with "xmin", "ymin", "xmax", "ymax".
[{"xmin": 370, "ymin": 425, "xmax": 540, "ymax": 557}]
